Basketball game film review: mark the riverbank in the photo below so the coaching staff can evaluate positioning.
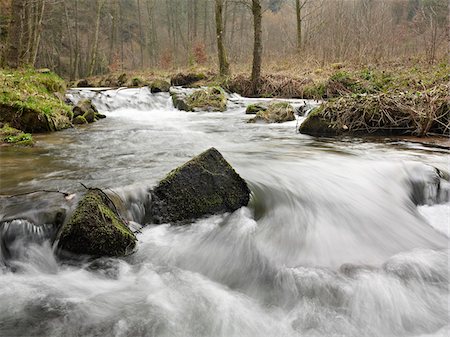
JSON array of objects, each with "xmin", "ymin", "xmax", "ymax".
[
  {"xmin": 0, "ymin": 69, "xmax": 73, "ymax": 146},
  {"xmin": 74, "ymin": 62, "xmax": 449, "ymax": 137}
]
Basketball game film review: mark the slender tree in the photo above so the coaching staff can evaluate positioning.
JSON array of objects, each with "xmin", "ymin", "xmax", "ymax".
[
  {"xmin": 215, "ymin": 0, "xmax": 230, "ymax": 76},
  {"xmin": 251, "ymin": 0, "xmax": 262, "ymax": 95}
]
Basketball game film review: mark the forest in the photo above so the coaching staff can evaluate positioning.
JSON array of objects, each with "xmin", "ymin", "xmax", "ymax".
[{"xmin": 0, "ymin": 0, "xmax": 448, "ymax": 80}]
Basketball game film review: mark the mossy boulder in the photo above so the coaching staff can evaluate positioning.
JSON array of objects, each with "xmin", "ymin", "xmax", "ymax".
[
  {"xmin": 150, "ymin": 79, "xmax": 171, "ymax": 93},
  {"xmin": 170, "ymin": 91, "xmax": 194, "ymax": 111},
  {"xmin": 118, "ymin": 73, "xmax": 128, "ymax": 86},
  {"xmin": 186, "ymin": 86, "xmax": 227, "ymax": 112},
  {"xmin": 57, "ymin": 189, "xmax": 136, "ymax": 257},
  {"xmin": 171, "ymin": 72, "xmax": 206, "ymax": 87},
  {"xmin": 72, "ymin": 99, "xmax": 103, "ymax": 124},
  {"xmin": 73, "ymin": 115, "xmax": 88, "ymax": 125},
  {"xmin": 248, "ymin": 102, "xmax": 295, "ymax": 123},
  {"xmin": 245, "ymin": 104, "xmax": 267, "ymax": 115},
  {"xmin": 0, "ymin": 123, "xmax": 33, "ymax": 146},
  {"xmin": 150, "ymin": 147, "xmax": 250, "ymax": 224},
  {"xmin": 299, "ymin": 106, "xmax": 340, "ymax": 136}
]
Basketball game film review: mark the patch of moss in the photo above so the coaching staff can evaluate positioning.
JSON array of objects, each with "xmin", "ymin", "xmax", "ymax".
[
  {"xmin": 150, "ymin": 79, "xmax": 171, "ymax": 93},
  {"xmin": 245, "ymin": 104, "xmax": 267, "ymax": 115},
  {"xmin": 73, "ymin": 115, "xmax": 88, "ymax": 125},
  {"xmin": 186, "ymin": 86, "xmax": 227, "ymax": 112},
  {"xmin": 0, "ymin": 123, "xmax": 33, "ymax": 146}
]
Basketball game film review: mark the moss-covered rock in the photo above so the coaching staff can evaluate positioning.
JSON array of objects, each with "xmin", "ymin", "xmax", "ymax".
[
  {"xmin": 171, "ymin": 72, "xmax": 206, "ymax": 87},
  {"xmin": 73, "ymin": 115, "xmax": 88, "ymax": 125},
  {"xmin": 118, "ymin": 73, "xmax": 128, "ymax": 86},
  {"xmin": 72, "ymin": 99, "xmax": 103, "ymax": 124},
  {"xmin": 150, "ymin": 79, "xmax": 171, "ymax": 93},
  {"xmin": 57, "ymin": 189, "xmax": 136, "ymax": 257},
  {"xmin": 186, "ymin": 86, "xmax": 227, "ymax": 112},
  {"xmin": 298, "ymin": 106, "xmax": 340, "ymax": 136},
  {"xmin": 248, "ymin": 102, "xmax": 295, "ymax": 123},
  {"xmin": 171, "ymin": 91, "xmax": 194, "ymax": 111},
  {"xmin": 0, "ymin": 123, "xmax": 34, "ymax": 146},
  {"xmin": 245, "ymin": 104, "xmax": 267, "ymax": 115},
  {"xmin": 76, "ymin": 79, "xmax": 90, "ymax": 87},
  {"xmin": 150, "ymin": 147, "xmax": 250, "ymax": 224}
]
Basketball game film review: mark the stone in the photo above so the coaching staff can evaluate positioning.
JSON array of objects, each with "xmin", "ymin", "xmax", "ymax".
[
  {"xmin": 150, "ymin": 148, "xmax": 250, "ymax": 224},
  {"xmin": 150, "ymin": 80, "xmax": 171, "ymax": 93},
  {"xmin": 57, "ymin": 189, "xmax": 136, "ymax": 257},
  {"xmin": 248, "ymin": 102, "xmax": 295, "ymax": 123}
]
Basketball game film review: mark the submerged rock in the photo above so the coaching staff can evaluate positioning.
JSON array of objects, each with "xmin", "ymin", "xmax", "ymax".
[
  {"xmin": 248, "ymin": 102, "xmax": 295, "ymax": 123},
  {"xmin": 57, "ymin": 189, "xmax": 136, "ymax": 257},
  {"xmin": 150, "ymin": 148, "xmax": 250, "ymax": 224}
]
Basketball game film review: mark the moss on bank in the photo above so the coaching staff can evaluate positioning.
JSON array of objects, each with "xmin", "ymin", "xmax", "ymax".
[
  {"xmin": 0, "ymin": 123, "xmax": 33, "ymax": 146},
  {"xmin": 0, "ymin": 69, "xmax": 72, "ymax": 132}
]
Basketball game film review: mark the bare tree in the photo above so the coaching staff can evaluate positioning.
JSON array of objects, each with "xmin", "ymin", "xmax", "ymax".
[
  {"xmin": 215, "ymin": 0, "xmax": 230, "ymax": 76},
  {"xmin": 251, "ymin": 0, "xmax": 262, "ymax": 95}
]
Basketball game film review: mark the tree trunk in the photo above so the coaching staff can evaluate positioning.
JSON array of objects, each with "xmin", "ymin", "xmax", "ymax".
[
  {"xmin": 137, "ymin": 0, "xmax": 145, "ymax": 68},
  {"xmin": 30, "ymin": 0, "xmax": 46, "ymax": 66},
  {"xmin": 6, "ymin": 0, "xmax": 25, "ymax": 68},
  {"xmin": 251, "ymin": 0, "xmax": 262, "ymax": 95},
  {"xmin": 295, "ymin": 0, "xmax": 302, "ymax": 53},
  {"xmin": 215, "ymin": 0, "xmax": 230, "ymax": 76},
  {"xmin": 89, "ymin": 0, "xmax": 105, "ymax": 76}
]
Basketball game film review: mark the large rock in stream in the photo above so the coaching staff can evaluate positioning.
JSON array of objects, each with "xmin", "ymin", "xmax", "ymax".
[
  {"xmin": 57, "ymin": 189, "xmax": 136, "ymax": 257},
  {"xmin": 150, "ymin": 148, "xmax": 250, "ymax": 224}
]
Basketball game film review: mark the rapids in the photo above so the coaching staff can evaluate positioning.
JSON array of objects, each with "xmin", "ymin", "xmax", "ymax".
[{"xmin": 0, "ymin": 87, "xmax": 449, "ymax": 337}]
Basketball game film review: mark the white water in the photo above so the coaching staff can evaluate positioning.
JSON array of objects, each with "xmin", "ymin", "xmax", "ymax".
[{"xmin": 0, "ymin": 88, "xmax": 449, "ymax": 337}]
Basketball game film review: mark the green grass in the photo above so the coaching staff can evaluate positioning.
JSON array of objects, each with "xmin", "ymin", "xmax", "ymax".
[
  {"xmin": 0, "ymin": 68, "xmax": 71, "ymax": 117},
  {"xmin": 0, "ymin": 123, "xmax": 33, "ymax": 146}
]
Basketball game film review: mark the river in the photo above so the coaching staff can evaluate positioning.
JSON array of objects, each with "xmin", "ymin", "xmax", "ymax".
[{"xmin": 0, "ymin": 87, "xmax": 449, "ymax": 337}]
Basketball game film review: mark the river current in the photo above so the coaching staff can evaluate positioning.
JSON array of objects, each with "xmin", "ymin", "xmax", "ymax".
[{"xmin": 0, "ymin": 87, "xmax": 449, "ymax": 337}]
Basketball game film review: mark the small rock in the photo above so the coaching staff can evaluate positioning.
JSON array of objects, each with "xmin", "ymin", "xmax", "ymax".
[
  {"xmin": 171, "ymin": 73, "xmax": 206, "ymax": 87},
  {"xmin": 245, "ymin": 104, "xmax": 267, "ymax": 115},
  {"xmin": 248, "ymin": 102, "xmax": 295, "ymax": 123},
  {"xmin": 73, "ymin": 116, "xmax": 88, "ymax": 124}
]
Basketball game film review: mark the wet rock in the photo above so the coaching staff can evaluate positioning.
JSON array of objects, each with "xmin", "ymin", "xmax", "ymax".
[
  {"xmin": 72, "ymin": 99, "xmax": 103, "ymax": 124},
  {"xmin": 171, "ymin": 72, "xmax": 206, "ymax": 87},
  {"xmin": 245, "ymin": 104, "xmax": 267, "ymax": 115},
  {"xmin": 170, "ymin": 90, "xmax": 194, "ymax": 112},
  {"xmin": 150, "ymin": 79, "xmax": 171, "ymax": 93},
  {"xmin": 76, "ymin": 79, "xmax": 90, "ymax": 88},
  {"xmin": 186, "ymin": 87, "xmax": 227, "ymax": 112},
  {"xmin": 150, "ymin": 148, "xmax": 250, "ymax": 224},
  {"xmin": 57, "ymin": 189, "xmax": 136, "ymax": 257},
  {"xmin": 72, "ymin": 116, "xmax": 88, "ymax": 125},
  {"xmin": 248, "ymin": 102, "xmax": 295, "ymax": 123},
  {"xmin": 299, "ymin": 106, "xmax": 339, "ymax": 136}
]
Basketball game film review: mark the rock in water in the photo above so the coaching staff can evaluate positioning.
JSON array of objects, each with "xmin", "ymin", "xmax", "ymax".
[
  {"xmin": 57, "ymin": 189, "xmax": 136, "ymax": 257},
  {"xmin": 151, "ymin": 148, "xmax": 250, "ymax": 224}
]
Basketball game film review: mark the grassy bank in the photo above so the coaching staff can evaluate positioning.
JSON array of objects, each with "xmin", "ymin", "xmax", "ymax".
[
  {"xmin": 0, "ymin": 69, "xmax": 73, "ymax": 145},
  {"xmin": 75, "ymin": 61, "xmax": 449, "ymax": 138}
]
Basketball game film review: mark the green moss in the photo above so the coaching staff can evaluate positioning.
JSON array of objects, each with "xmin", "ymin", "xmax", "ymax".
[
  {"xmin": 58, "ymin": 190, "xmax": 136, "ymax": 257},
  {"xmin": 245, "ymin": 104, "xmax": 267, "ymax": 114},
  {"xmin": 0, "ymin": 123, "xmax": 33, "ymax": 146},
  {"xmin": 186, "ymin": 86, "xmax": 227, "ymax": 112},
  {"xmin": 248, "ymin": 101, "xmax": 295, "ymax": 123},
  {"xmin": 73, "ymin": 115, "xmax": 88, "ymax": 125},
  {"xmin": 0, "ymin": 69, "xmax": 72, "ymax": 132}
]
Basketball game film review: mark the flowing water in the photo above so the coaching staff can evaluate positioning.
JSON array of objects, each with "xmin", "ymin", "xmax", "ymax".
[{"xmin": 0, "ymin": 87, "xmax": 449, "ymax": 337}]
